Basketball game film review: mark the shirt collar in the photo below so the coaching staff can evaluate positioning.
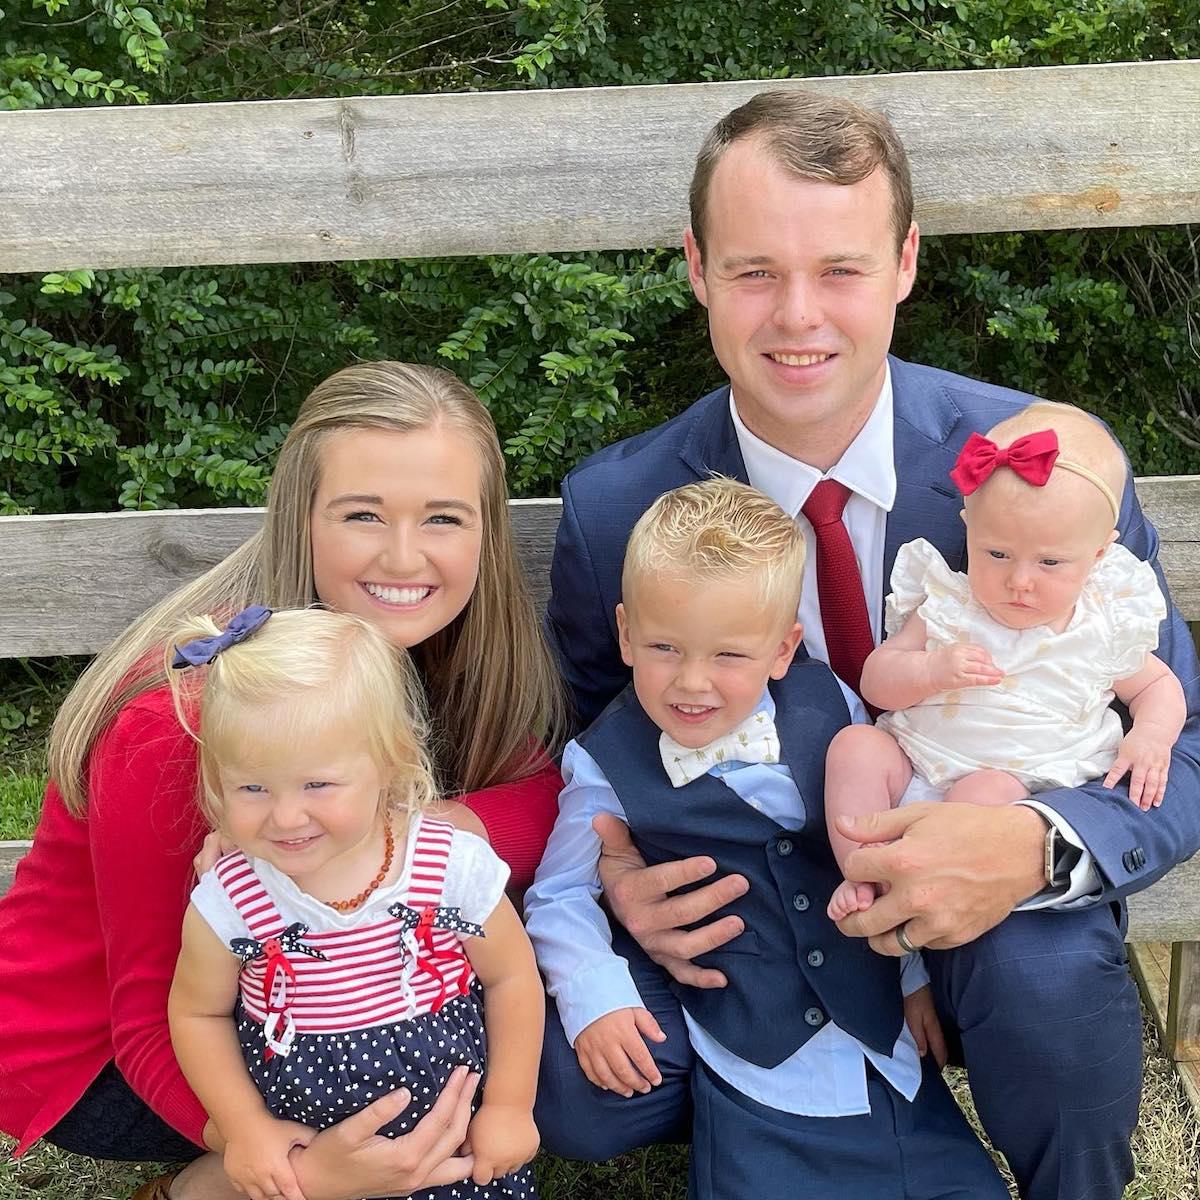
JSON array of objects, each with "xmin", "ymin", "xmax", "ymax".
[{"xmin": 730, "ymin": 364, "xmax": 898, "ymax": 517}]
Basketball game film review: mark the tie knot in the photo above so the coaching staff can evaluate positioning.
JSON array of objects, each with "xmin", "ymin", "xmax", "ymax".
[{"xmin": 802, "ymin": 479, "xmax": 852, "ymax": 527}]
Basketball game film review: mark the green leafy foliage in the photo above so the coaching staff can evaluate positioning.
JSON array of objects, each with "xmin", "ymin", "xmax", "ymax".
[{"xmin": 0, "ymin": 0, "xmax": 1197, "ymax": 516}]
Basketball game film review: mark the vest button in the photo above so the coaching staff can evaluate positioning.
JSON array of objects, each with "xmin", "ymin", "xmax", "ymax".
[
  {"xmin": 807, "ymin": 949, "xmax": 824, "ymax": 968},
  {"xmin": 792, "ymin": 892, "xmax": 810, "ymax": 912},
  {"xmin": 777, "ymin": 837, "xmax": 794, "ymax": 856},
  {"xmin": 804, "ymin": 1007, "xmax": 825, "ymax": 1027}
]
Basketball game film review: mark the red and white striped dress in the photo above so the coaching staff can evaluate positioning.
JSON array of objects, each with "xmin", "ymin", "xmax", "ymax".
[{"xmin": 197, "ymin": 815, "xmax": 536, "ymax": 1200}]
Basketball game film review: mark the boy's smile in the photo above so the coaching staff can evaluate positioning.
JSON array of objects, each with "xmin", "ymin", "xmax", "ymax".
[{"xmin": 617, "ymin": 575, "xmax": 803, "ymax": 750}]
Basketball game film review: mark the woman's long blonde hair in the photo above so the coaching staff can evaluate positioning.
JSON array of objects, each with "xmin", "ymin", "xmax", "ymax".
[{"xmin": 50, "ymin": 361, "xmax": 566, "ymax": 812}]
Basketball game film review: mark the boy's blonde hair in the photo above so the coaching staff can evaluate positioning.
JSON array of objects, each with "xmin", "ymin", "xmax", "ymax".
[
  {"xmin": 166, "ymin": 607, "xmax": 437, "ymax": 829},
  {"xmin": 622, "ymin": 477, "xmax": 806, "ymax": 622}
]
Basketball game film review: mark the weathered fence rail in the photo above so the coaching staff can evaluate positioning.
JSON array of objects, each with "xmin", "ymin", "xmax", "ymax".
[{"xmin": 2, "ymin": 60, "xmax": 1199, "ymax": 272}]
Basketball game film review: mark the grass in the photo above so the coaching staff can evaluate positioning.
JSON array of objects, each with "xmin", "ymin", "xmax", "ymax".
[
  {"xmin": 0, "ymin": 766, "xmax": 45, "ymax": 840},
  {"xmin": 1, "ymin": 1009, "xmax": 1196, "ymax": 1200}
]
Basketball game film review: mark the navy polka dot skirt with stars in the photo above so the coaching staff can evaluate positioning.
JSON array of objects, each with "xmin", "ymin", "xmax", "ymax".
[
  {"xmin": 237, "ymin": 989, "xmax": 535, "ymax": 1200},
  {"xmin": 213, "ymin": 820, "xmax": 538, "ymax": 1200}
]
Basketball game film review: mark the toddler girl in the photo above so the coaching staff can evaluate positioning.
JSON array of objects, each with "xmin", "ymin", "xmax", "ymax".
[
  {"xmin": 167, "ymin": 605, "xmax": 542, "ymax": 1200},
  {"xmin": 826, "ymin": 402, "xmax": 1187, "ymax": 919}
]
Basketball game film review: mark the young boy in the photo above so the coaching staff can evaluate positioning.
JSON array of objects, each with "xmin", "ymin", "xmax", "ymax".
[{"xmin": 524, "ymin": 478, "xmax": 1007, "ymax": 1200}]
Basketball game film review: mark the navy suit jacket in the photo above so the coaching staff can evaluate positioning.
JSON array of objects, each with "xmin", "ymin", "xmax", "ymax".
[{"xmin": 547, "ymin": 355, "xmax": 1200, "ymax": 905}]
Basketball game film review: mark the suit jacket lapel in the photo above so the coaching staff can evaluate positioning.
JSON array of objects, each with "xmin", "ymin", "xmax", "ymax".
[
  {"xmin": 680, "ymin": 385, "xmax": 749, "ymax": 482},
  {"xmin": 677, "ymin": 368, "xmax": 970, "ymax": 626},
  {"xmin": 884, "ymin": 358, "xmax": 970, "ymax": 594}
]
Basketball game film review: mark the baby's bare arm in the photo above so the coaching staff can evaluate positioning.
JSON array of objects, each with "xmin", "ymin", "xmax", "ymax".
[
  {"xmin": 1107, "ymin": 654, "xmax": 1188, "ymax": 807},
  {"xmin": 861, "ymin": 614, "xmax": 1002, "ymax": 711}
]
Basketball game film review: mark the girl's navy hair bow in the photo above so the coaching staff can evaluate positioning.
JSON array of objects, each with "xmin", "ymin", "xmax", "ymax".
[{"xmin": 172, "ymin": 604, "xmax": 272, "ymax": 669}]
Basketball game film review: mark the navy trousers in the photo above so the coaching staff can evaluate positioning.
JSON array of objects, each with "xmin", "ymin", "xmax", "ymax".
[
  {"xmin": 923, "ymin": 906, "xmax": 1141, "ymax": 1200},
  {"xmin": 536, "ymin": 909, "xmax": 1141, "ymax": 1200},
  {"xmin": 690, "ymin": 1058, "xmax": 1006, "ymax": 1200}
]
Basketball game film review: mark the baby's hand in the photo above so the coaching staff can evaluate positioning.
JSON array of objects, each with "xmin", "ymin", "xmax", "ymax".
[
  {"xmin": 221, "ymin": 1114, "xmax": 314, "ymax": 1200},
  {"xmin": 928, "ymin": 643, "xmax": 1004, "ymax": 692},
  {"xmin": 827, "ymin": 878, "xmax": 878, "ymax": 921},
  {"xmin": 574, "ymin": 1007, "xmax": 666, "ymax": 1098},
  {"xmin": 903, "ymin": 984, "xmax": 947, "ymax": 1068},
  {"xmin": 1104, "ymin": 726, "xmax": 1173, "ymax": 809},
  {"xmin": 465, "ymin": 1102, "xmax": 539, "ymax": 1185}
]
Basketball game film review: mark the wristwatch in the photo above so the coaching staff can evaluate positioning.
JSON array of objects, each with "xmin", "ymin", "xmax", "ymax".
[{"xmin": 1043, "ymin": 822, "xmax": 1077, "ymax": 890}]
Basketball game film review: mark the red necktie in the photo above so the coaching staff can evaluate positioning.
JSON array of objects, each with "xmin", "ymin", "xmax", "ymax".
[{"xmin": 801, "ymin": 480, "xmax": 875, "ymax": 699}]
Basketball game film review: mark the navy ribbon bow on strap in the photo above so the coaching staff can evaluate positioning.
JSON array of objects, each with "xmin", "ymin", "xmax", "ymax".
[
  {"xmin": 172, "ymin": 604, "xmax": 272, "ymax": 668},
  {"xmin": 229, "ymin": 920, "xmax": 328, "ymax": 967},
  {"xmin": 388, "ymin": 903, "xmax": 485, "ymax": 941}
]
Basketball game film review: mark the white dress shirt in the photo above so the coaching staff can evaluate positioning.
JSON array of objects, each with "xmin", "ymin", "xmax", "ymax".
[{"xmin": 729, "ymin": 366, "xmax": 1100, "ymax": 907}]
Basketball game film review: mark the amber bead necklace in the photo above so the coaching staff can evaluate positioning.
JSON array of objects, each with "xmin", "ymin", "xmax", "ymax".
[{"xmin": 325, "ymin": 819, "xmax": 395, "ymax": 913}]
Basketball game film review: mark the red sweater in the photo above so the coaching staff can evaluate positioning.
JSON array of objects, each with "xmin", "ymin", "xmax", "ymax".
[{"xmin": 0, "ymin": 687, "xmax": 560, "ymax": 1155}]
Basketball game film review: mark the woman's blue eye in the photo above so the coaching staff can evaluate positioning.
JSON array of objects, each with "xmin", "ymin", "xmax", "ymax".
[
  {"xmin": 304, "ymin": 781, "xmax": 331, "ymax": 790},
  {"xmin": 345, "ymin": 510, "xmax": 381, "ymax": 523},
  {"xmin": 427, "ymin": 513, "xmax": 464, "ymax": 526}
]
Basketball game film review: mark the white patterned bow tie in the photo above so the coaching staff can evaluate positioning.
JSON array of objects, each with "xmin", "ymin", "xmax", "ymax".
[{"xmin": 659, "ymin": 709, "xmax": 780, "ymax": 788}]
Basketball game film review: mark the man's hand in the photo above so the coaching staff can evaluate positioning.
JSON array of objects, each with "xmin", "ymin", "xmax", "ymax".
[
  {"xmin": 573, "ymin": 1007, "xmax": 666, "ymax": 1097},
  {"xmin": 593, "ymin": 813, "xmax": 748, "ymax": 988},
  {"xmin": 293, "ymin": 1067, "xmax": 479, "ymax": 1200},
  {"xmin": 834, "ymin": 802, "xmax": 1045, "ymax": 953},
  {"xmin": 927, "ymin": 643, "xmax": 1004, "ymax": 692}
]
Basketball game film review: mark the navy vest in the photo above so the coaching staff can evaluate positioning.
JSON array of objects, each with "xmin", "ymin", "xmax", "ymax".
[{"xmin": 579, "ymin": 654, "xmax": 903, "ymax": 1068}]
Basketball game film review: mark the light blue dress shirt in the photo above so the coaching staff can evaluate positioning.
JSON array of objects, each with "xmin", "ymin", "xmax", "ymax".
[{"xmin": 524, "ymin": 693, "xmax": 927, "ymax": 1117}]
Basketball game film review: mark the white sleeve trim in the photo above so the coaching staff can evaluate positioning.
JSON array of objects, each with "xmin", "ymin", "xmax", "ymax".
[
  {"xmin": 189, "ymin": 868, "xmax": 252, "ymax": 947},
  {"xmin": 442, "ymin": 829, "xmax": 510, "ymax": 929}
]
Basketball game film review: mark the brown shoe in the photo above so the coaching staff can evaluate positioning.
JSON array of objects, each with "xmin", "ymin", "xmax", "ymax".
[{"xmin": 128, "ymin": 1170, "xmax": 180, "ymax": 1200}]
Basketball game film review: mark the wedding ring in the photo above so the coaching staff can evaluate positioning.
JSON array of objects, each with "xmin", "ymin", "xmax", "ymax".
[{"xmin": 895, "ymin": 922, "xmax": 918, "ymax": 954}]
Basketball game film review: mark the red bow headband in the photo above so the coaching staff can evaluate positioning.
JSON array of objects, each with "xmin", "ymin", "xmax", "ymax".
[{"xmin": 950, "ymin": 429, "xmax": 1120, "ymax": 523}]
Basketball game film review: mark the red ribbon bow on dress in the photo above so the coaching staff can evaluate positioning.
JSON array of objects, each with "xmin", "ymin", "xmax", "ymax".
[
  {"xmin": 230, "ymin": 922, "xmax": 327, "ymax": 1060},
  {"xmin": 388, "ymin": 902, "xmax": 484, "ymax": 1013},
  {"xmin": 949, "ymin": 429, "xmax": 1060, "ymax": 496}
]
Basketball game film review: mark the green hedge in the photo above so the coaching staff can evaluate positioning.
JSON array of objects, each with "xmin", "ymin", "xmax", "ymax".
[{"xmin": 0, "ymin": 0, "xmax": 1197, "ymax": 516}]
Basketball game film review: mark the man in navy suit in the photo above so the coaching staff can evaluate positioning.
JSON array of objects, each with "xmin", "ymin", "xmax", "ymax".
[{"xmin": 539, "ymin": 89, "xmax": 1200, "ymax": 1200}]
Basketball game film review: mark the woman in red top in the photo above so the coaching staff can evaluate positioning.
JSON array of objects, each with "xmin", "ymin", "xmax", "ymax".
[{"xmin": 0, "ymin": 362, "xmax": 566, "ymax": 1200}]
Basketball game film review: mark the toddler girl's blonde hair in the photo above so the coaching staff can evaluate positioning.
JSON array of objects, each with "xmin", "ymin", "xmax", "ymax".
[
  {"xmin": 166, "ymin": 607, "xmax": 438, "ymax": 828},
  {"xmin": 622, "ymin": 477, "xmax": 807, "ymax": 622}
]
